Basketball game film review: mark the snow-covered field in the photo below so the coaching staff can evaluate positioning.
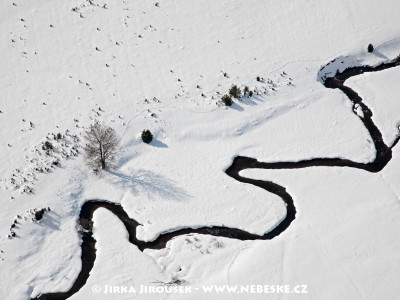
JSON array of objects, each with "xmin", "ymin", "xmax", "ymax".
[
  {"xmin": 1, "ymin": 0, "xmax": 400, "ymax": 299},
  {"xmin": 346, "ymin": 66, "xmax": 400, "ymax": 146}
]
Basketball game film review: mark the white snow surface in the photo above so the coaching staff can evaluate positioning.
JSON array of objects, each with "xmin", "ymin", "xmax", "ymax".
[
  {"xmin": 346, "ymin": 66, "xmax": 400, "ymax": 146},
  {"xmin": 239, "ymin": 146, "xmax": 400, "ymax": 300},
  {"xmin": 68, "ymin": 208, "xmax": 169, "ymax": 300},
  {"xmin": 0, "ymin": 0, "xmax": 400, "ymax": 299}
]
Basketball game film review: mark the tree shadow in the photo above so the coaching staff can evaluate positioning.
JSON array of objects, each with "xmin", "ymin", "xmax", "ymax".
[
  {"xmin": 108, "ymin": 169, "xmax": 192, "ymax": 202},
  {"xmin": 230, "ymin": 102, "xmax": 244, "ymax": 111},
  {"xmin": 240, "ymin": 96, "xmax": 259, "ymax": 106},
  {"xmin": 372, "ymin": 50, "xmax": 389, "ymax": 60},
  {"xmin": 39, "ymin": 211, "xmax": 61, "ymax": 231},
  {"xmin": 151, "ymin": 139, "xmax": 168, "ymax": 148}
]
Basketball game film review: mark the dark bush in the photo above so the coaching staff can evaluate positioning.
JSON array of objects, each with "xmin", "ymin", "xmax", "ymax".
[
  {"xmin": 249, "ymin": 90, "xmax": 253, "ymax": 97},
  {"xmin": 221, "ymin": 94, "xmax": 233, "ymax": 106},
  {"xmin": 141, "ymin": 129, "xmax": 153, "ymax": 143},
  {"xmin": 229, "ymin": 85, "xmax": 241, "ymax": 98},
  {"xmin": 34, "ymin": 209, "xmax": 46, "ymax": 221},
  {"xmin": 42, "ymin": 141, "xmax": 53, "ymax": 151},
  {"xmin": 395, "ymin": 53, "xmax": 400, "ymax": 65},
  {"xmin": 243, "ymin": 86, "xmax": 249, "ymax": 96},
  {"xmin": 256, "ymin": 76, "xmax": 260, "ymax": 82},
  {"xmin": 368, "ymin": 44, "xmax": 374, "ymax": 53}
]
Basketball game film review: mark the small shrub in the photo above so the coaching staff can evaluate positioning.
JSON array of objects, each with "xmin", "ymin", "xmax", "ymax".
[
  {"xmin": 214, "ymin": 240, "xmax": 225, "ymax": 248},
  {"xmin": 249, "ymin": 90, "xmax": 253, "ymax": 97},
  {"xmin": 221, "ymin": 94, "xmax": 233, "ymax": 106},
  {"xmin": 34, "ymin": 208, "xmax": 47, "ymax": 221},
  {"xmin": 243, "ymin": 86, "xmax": 249, "ymax": 96},
  {"xmin": 229, "ymin": 85, "xmax": 241, "ymax": 98},
  {"xmin": 256, "ymin": 76, "xmax": 260, "ymax": 82},
  {"xmin": 42, "ymin": 141, "xmax": 53, "ymax": 151},
  {"xmin": 141, "ymin": 129, "xmax": 153, "ymax": 143},
  {"xmin": 395, "ymin": 53, "xmax": 400, "ymax": 65},
  {"xmin": 367, "ymin": 44, "xmax": 374, "ymax": 53}
]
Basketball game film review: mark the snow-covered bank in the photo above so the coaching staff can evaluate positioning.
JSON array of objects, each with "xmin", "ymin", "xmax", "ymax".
[{"xmin": 346, "ymin": 66, "xmax": 400, "ymax": 146}]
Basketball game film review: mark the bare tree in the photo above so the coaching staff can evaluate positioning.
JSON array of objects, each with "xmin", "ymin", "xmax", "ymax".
[{"xmin": 83, "ymin": 123, "xmax": 119, "ymax": 170}]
